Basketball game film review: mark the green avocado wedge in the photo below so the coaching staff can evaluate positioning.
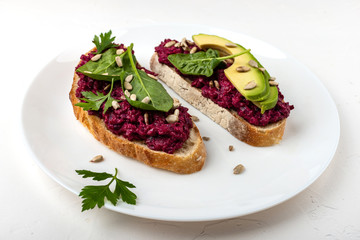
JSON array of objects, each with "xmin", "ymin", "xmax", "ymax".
[{"xmin": 192, "ymin": 34, "xmax": 278, "ymax": 113}]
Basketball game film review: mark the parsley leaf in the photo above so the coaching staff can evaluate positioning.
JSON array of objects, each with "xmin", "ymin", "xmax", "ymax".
[
  {"xmin": 76, "ymin": 168, "xmax": 137, "ymax": 211},
  {"xmin": 93, "ymin": 30, "xmax": 117, "ymax": 54},
  {"xmin": 75, "ymin": 78, "xmax": 117, "ymax": 114}
]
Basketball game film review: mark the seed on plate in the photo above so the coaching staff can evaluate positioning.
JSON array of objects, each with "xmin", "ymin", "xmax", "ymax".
[
  {"xmin": 166, "ymin": 114, "xmax": 179, "ymax": 123},
  {"xmin": 147, "ymin": 73, "xmax": 157, "ymax": 80},
  {"xmin": 248, "ymin": 60, "xmax": 258, "ymax": 68},
  {"xmin": 112, "ymin": 100, "xmax": 120, "ymax": 110},
  {"xmin": 225, "ymin": 43, "xmax": 237, "ymax": 48},
  {"xmin": 244, "ymin": 80, "xmax": 257, "ymax": 90},
  {"xmin": 174, "ymin": 109, "xmax": 180, "ymax": 116},
  {"xmin": 124, "ymin": 81, "xmax": 133, "ymax": 90},
  {"xmin": 125, "ymin": 74, "xmax": 133, "ymax": 82},
  {"xmin": 229, "ymin": 145, "xmax": 234, "ymax": 151},
  {"xmin": 90, "ymin": 155, "xmax": 104, "ymax": 163},
  {"xmin": 258, "ymin": 67, "xmax": 266, "ymax": 72},
  {"xmin": 91, "ymin": 54, "xmax": 102, "ymax": 62},
  {"xmin": 141, "ymin": 96, "xmax": 151, "ymax": 104},
  {"xmin": 144, "ymin": 113, "xmax": 149, "ymax": 125},
  {"xmin": 236, "ymin": 66, "xmax": 251, "ymax": 72},
  {"xmin": 203, "ymin": 136, "xmax": 210, "ymax": 141},
  {"xmin": 116, "ymin": 49, "xmax": 124, "ymax": 55},
  {"xmin": 214, "ymin": 80, "xmax": 220, "ymax": 90},
  {"xmin": 191, "ymin": 115, "xmax": 199, "ymax": 122},
  {"xmin": 269, "ymin": 81, "xmax": 279, "ymax": 86},
  {"xmin": 233, "ymin": 164, "xmax": 245, "ymax": 174},
  {"xmin": 130, "ymin": 94, "xmax": 137, "ymax": 101},
  {"xmin": 101, "ymin": 72, "xmax": 109, "ymax": 75},
  {"xmin": 115, "ymin": 56, "xmax": 123, "ymax": 67},
  {"xmin": 124, "ymin": 90, "xmax": 130, "ymax": 97},
  {"xmin": 190, "ymin": 46, "xmax": 197, "ymax": 54},
  {"xmin": 165, "ymin": 40, "xmax": 176, "ymax": 47}
]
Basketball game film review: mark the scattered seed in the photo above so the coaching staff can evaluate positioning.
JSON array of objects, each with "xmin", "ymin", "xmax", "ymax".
[
  {"xmin": 225, "ymin": 43, "xmax": 237, "ymax": 48},
  {"xmin": 233, "ymin": 164, "xmax": 245, "ymax": 174},
  {"xmin": 174, "ymin": 109, "xmax": 180, "ymax": 116},
  {"xmin": 181, "ymin": 37, "xmax": 188, "ymax": 47},
  {"xmin": 172, "ymin": 98, "xmax": 181, "ymax": 108},
  {"xmin": 116, "ymin": 49, "xmax": 124, "ymax": 55},
  {"xmin": 236, "ymin": 66, "xmax": 251, "ymax": 72},
  {"xmin": 130, "ymin": 94, "xmax": 137, "ymax": 101},
  {"xmin": 191, "ymin": 115, "xmax": 200, "ymax": 122},
  {"xmin": 203, "ymin": 136, "xmax": 210, "ymax": 141},
  {"xmin": 174, "ymin": 42, "xmax": 181, "ymax": 47},
  {"xmin": 214, "ymin": 80, "xmax": 220, "ymax": 90},
  {"xmin": 190, "ymin": 47, "xmax": 197, "ymax": 54},
  {"xmin": 124, "ymin": 81, "xmax": 133, "ymax": 90},
  {"xmin": 144, "ymin": 113, "xmax": 149, "ymax": 125},
  {"xmin": 165, "ymin": 40, "xmax": 176, "ymax": 48},
  {"xmin": 209, "ymin": 80, "xmax": 214, "ymax": 88},
  {"xmin": 147, "ymin": 73, "xmax": 157, "ymax": 80},
  {"xmin": 120, "ymin": 95, "xmax": 127, "ymax": 100},
  {"xmin": 269, "ymin": 76, "xmax": 276, "ymax": 81},
  {"xmin": 90, "ymin": 155, "xmax": 103, "ymax": 163},
  {"xmin": 141, "ymin": 96, "xmax": 151, "ymax": 104},
  {"xmin": 112, "ymin": 100, "xmax": 120, "ymax": 110},
  {"xmin": 248, "ymin": 60, "xmax": 258, "ymax": 68},
  {"xmin": 125, "ymin": 74, "xmax": 133, "ymax": 82},
  {"xmin": 166, "ymin": 114, "xmax": 179, "ymax": 123},
  {"xmin": 269, "ymin": 81, "xmax": 279, "ymax": 86},
  {"xmin": 104, "ymin": 84, "xmax": 110, "ymax": 91},
  {"xmin": 91, "ymin": 54, "xmax": 102, "ymax": 62},
  {"xmin": 101, "ymin": 72, "xmax": 109, "ymax": 75},
  {"xmin": 84, "ymin": 71, "xmax": 92, "ymax": 74},
  {"xmin": 244, "ymin": 80, "xmax": 257, "ymax": 90},
  {"xmin": 124, "ymin": 90, "xmax": 130, "ymax": 97},
  {"xmin": 258, "ymin": 67, "xmax": 266, "ymax": 72},
  {"xmin": 224, "ymin": 58, "xmax": 234, "ymax": 64},
  {"xmin": 115, "ymin": 56, "xmax": 123, "ymax": 67},
  {"xmin": 229, "ymin": 145, "xmax": 234, "ymax": 151}
]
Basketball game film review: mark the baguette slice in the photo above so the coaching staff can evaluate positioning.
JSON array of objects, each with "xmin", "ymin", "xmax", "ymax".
[
  {"xmin": 150, "ymin": 53, "xmax": 287, "ymax": 147},
  {"xmin": 69, "ymin": 51, "xmax": 206, "ymax": 174}
]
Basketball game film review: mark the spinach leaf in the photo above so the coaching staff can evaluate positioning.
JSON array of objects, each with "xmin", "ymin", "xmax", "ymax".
[
  {"xmin": 76, "ymin": 48, "xmax": 124, "ymax": 81},
  {"xmin": 168, "ymin": 48, "xmax": 251, "ymax": 77},
  {"xmin": 121, "ymin": 44, "xmax": 173, "ymax": 112}
]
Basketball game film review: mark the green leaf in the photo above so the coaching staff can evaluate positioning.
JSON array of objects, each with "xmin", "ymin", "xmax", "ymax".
[
  {"xmin": 93, "ymin": 30, "xmax": 117, "ymax": 54},
  {"xmin": 76, "ymin": 168, "xmax": 137, "ymax": 211},
  {"xmin": 121, "ymin": 44, "xmax": 173, "ymax": 112},
  {"xmin": 76, "ymin": 48, "xmax": 124, "ymax": 81},
  {"xmin": 168, "ymin": 48, "xmax": 251, "ymax": 77}
]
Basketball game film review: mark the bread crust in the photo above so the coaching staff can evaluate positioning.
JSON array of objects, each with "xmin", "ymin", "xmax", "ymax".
[
  {"xmin": 150, "ymin": 53, "xmax": 287, "ymax": 147},
  {"xmin": 69, "ymin": 52, "xmax": 206, "ymax": 174}
]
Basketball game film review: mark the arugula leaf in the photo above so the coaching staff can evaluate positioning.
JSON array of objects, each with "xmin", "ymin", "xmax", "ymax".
[
  {"xmin": 93, "ymin": 30, "xmax": 117, "ymax": 54},
  {"xmin": 76, "ymin": 168, "xmax": 137, "ymax": 211},
  {"xmin": 75, "ymin": 78, "xmax": 117, "ymax": 114},
  {"xmin": 121, "ymin": 44, "xmax": 173, "ymax": 112},
  {"xmin": 168, "ymin": 48, "xmax": 251, "ymax": 77}
]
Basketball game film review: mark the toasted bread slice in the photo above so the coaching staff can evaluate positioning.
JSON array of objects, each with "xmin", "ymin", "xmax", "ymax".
[
  {"xmin": 69, "ymin": 51, "xmax": 206, "ymax": 174},
  {"xmin": 150, "ymin": 53, "xmax": 287, "ymax": 147}
]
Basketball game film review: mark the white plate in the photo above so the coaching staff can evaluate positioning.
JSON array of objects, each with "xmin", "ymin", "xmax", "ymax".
[{"xmin": 21, "ymin": 24, "xmax": 340, "ymax": 222}]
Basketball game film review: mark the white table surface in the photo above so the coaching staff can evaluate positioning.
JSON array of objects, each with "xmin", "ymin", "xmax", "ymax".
[{"xmin": 1, "ymin": 0, "xmax": 360, "ymax": 239}]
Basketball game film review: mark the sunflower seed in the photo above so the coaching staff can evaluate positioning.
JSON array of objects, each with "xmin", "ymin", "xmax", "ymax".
[
  {"xmin": 84, "ymin": 71, "xmax": 92, "ymax": 74},
  {"xmin": 147, "ymin": 73, "xmax": 157, "ymax": 80},
  {"xmin": 224, "ymin": 58, "xmax": 234, "ymax": 64},
  {"xmin": 214, "ymin": 80, "xmax": 220, "ymax": 90},
  {"xmin": 190, "ymin": 47, "xmax": 197, "ymax": 54},
  {"xmin": 236, "ymin": 66, "xmax": 251, "ymax": 72},
  {"xmin": 120, "ymin": 95, "xmax": 126, "ymax": 100},
  {"xmin": 101, "ymin": 72, "xmax": 109, "ymax": 75},
  {"xmin": 186, "ymin": 39, "xmax": 195, "ymax": 45},
  {"xmin": 174, "ymin": 109, "xmax": 180, "ymax": 116},
  {"xmin": 90, "ymin": 155, "xmax": 103, "ymax": 163},
  {"xmin": 144, "ymin": 113, "xmax": 149, "ymax": 125},
  {"xmin": 258, "ymin": 67, "xmax": 266, "ymax": 72},
  {"xmin": 203, "ymin": 136, "xmax": 210, "ymax": 141},
  {"xmin": 244, "ymin": 81, "xmax": 257, "ymax": 90},
  {"xmin": 269, "ymin": 81, "xmax": 279, "ymax": 86},
  {"xmin": 141, "ymin": 68, "xmax": 146, "ymax": 72},
  {"xmin": 209, "ymin": 80, "xmax": 214, "ymax": 88},
  {"xmin": 124, "ymin": 81, "xmax": 133, "ymax": 90},
  {"xmin": 181, "ymin": 37, "xmax": 188, "ymax": 47},
  {"xmin": 165, "ymin": 40, "xmax": 176, "ymax": 47},
  {"xmin": 196, "ymin": 156, "xmax": 202, "ymax": 162},
  {"xmin": 174, "ymin": 42, "xmax": 181, "ymax": 47},
  {"xmin": 191, "ymin": 115, "xmax": 199, "ymax": 122},
  {"xmin": 248, "ymin": 60, "xmax": 258, "ymax": 68},
  {"xmin": 141, "ymin": 96, "xmax": 150, "ymax": 104},
  {"xmin": 91, "ymin": 54, "xmax": 102, "ymax": 62},
  {"xmin": 116, "ymin": 49, "xmax": 124, "ymax": 55},
  {"xmin": 183, "ymin": 46, "xmax": 190, "ymax": 51},
  {"xmin": 130, "ymin": 94, "xmax": 137, "ymax": 101},
  {"xmin": 172, "ymin": 98, "xmax": 181, "ymax": 108},
  {"xmin": 125, "ymin": 74, "xmax": 133, "ymax": 82},
  {"xmin": 166, "ymin": 114, "xmax": 179, "ymax": 123},
  {"xmin": 225, "ymin": 43, "xmax": 237, "ymax": 48},
  {"xmin": 124, "ymin": 90, "xmax": 130, "ymax": 97},
  {"xmin": 104, "ymin": 84, "xmax": 110, "ymax": 90},
  {"xmin": 112, "ymin": 100, "xmax": 120, "ymax": 110},
  {"xmin": 229, "ymin": 145, "xmax": 234, "ymax": 151},
  {"xmin": 233, "ymin": 164, "xmax": 245, "ymax": 174},
  {"xmin": 269, "ymin": 76, "xmax": 276, "ymax": 81},
  {"xmin": 115, "ymin": 56, "xmax": 123, "ymax": 67}
]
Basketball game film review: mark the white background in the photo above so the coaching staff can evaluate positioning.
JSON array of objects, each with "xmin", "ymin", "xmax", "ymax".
[{"xmin": 1, "ymin": 0, "xmax": 360, "ymax": 239}]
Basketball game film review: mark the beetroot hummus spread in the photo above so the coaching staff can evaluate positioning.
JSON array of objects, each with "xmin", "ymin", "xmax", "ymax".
[
  {"xmin": 75, "ymin": 45, "xmax": 193, "ymax": 154},
  {"xmin": 155, "ymin": 39, "xmax": 294, "ymax": 126}
]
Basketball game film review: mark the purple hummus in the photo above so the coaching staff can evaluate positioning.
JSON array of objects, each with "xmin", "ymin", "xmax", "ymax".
[
  {"xmin": 75, "ymin": 44, "xmax": 193, "ymax": 154},
  {"xmin": 155, "ymin": 39, "xmax": 294, "ymax": 127}
]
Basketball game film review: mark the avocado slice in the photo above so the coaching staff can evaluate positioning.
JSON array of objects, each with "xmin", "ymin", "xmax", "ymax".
[{"xmin": 192, "ymin": 34, "xmax": 278, "ymax": 112}]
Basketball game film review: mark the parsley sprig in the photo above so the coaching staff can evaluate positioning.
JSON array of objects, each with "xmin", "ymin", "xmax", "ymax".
[
  {"xmin": 75, "ymin": 78, "xmax": 117, "ymax": 114},
  {"xmin": 76, "ymin": 168, "xmax": 137, "ymax": 211},
  {"xmin": 93, "ymin": 30, "xmax": 117, "ymax": 54}
]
